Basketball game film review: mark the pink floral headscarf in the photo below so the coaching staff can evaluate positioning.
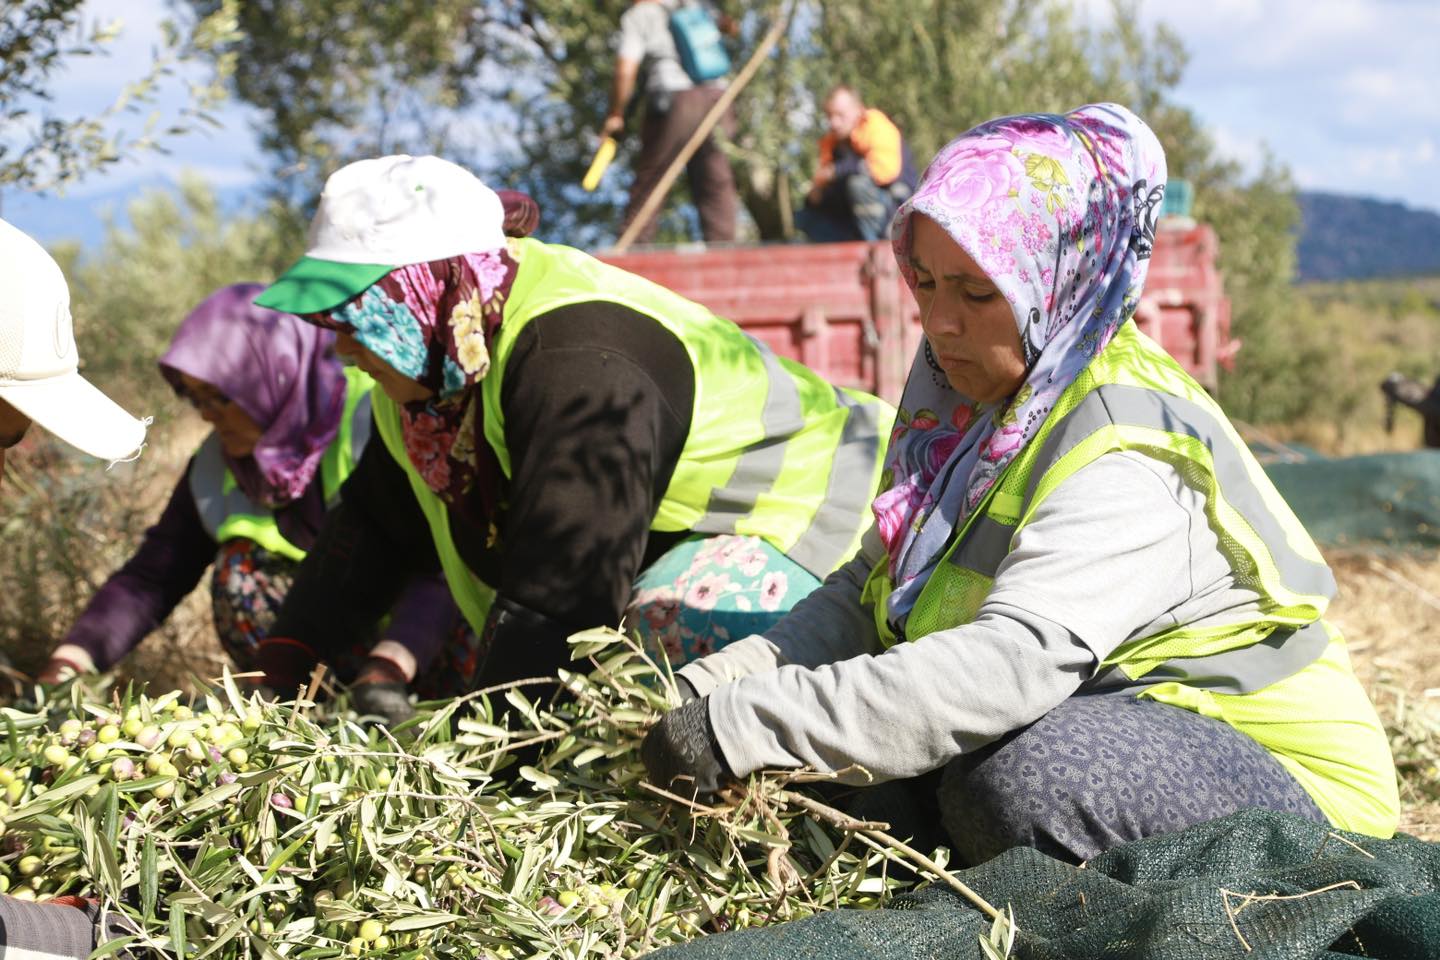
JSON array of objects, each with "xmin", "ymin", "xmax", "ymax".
[
  {"xmin": 873, "ymin": 103, "xmax": 1167, "ymax": 631},
  {"xmin": 299, "ymin": 190, "xmax": 541, "ymax": 520}
]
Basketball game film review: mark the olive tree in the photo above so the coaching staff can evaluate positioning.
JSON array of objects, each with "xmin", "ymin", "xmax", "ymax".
[{"xmin": 0, "ymin": 0, "xmax": 240, "ymax": 192}]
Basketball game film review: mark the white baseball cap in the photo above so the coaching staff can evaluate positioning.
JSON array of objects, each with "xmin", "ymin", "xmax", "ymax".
[
  {"xmin": 255, "ymin": 155, "xmax": 506, "ymax": 315},
  {"xmin": 0, "ymin": 218, "xmax": 148, "ymax": 462}
]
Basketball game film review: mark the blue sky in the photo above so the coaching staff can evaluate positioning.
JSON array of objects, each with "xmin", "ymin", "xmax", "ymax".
[{"xmin": 4, "ymin": 0, "xmax": 1439, "ymax": 248}]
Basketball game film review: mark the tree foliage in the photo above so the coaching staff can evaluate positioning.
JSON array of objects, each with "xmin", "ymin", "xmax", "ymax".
[
  {"xmin": 190, "ymin": 0, "xmax": 1302, "ymax": 419},
  {"xmin": 0, "ymin": 0, "xmax": 241, "ymax": 192},
  {"xmin": 60, "ymin": 177, "xmax": 305, "ymax": 412}
]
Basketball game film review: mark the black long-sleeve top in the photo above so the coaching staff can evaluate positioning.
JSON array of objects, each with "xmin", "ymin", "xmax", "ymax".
[{"xmin": 271, "ymin": 302, "xmax": 697, "ymax": 686}]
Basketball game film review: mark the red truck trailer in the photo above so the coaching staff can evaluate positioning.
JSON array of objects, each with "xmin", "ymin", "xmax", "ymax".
[{"xmin": 598, "ymin": 221, "xmax": 1234, "ymax": 404}]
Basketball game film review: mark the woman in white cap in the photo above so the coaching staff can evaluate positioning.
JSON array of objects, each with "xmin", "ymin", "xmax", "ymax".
[
  {"xmin": 0, "ymin": 218, "xmax": 147, "ymax": 484},
  {"xmin": 250, "ymin": 155, "xmax": 894, "ymax": 703}
]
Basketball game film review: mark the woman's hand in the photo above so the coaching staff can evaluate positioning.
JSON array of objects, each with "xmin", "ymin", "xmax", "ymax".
[
  {"xmin": 36, "ymin": 658, "xmax": 83, "ymax": 686},
  {"xmin": 641, "ymin": 697, "xmax": 734, "ymax": 799}
]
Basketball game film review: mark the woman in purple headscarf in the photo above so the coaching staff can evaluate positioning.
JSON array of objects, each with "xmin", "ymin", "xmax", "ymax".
[
  {"xmin": 642, "ymin": 103, "xmax": 1398, "ymax": 861},
  {"xmin": 39, "ymin": 284, "xmax": 467, "ymax": 720}
]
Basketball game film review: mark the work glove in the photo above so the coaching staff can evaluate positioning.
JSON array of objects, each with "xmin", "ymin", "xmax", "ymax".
[
  {"xmin": 253, "ymin": 636, "xmax": 321, "ymax": 694},
  {"xmin": 641, "ymin": 696, "xmax": 734, "ymax": 800},
  {"xmin": 35, "ymin": 655, "xmax": 89, "ymax": 686},
  {"xmin": 349, "ymin": 656, "xmax": 415, "ymax": 727}
]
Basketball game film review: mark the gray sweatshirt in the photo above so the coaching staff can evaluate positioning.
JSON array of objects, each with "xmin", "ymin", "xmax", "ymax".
[{"xmin": 677, "ymin": 451, "xmax": 1268, "ymax": 785}]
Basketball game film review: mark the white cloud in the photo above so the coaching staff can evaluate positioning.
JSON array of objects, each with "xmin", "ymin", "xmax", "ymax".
[
  {"xmin": 1205, "ymin": 123, "xmax": 1269, "ymax": 175},
  {"xmin": 1126, "ymin": 0, "xmax": 1440, "ymax": 210}
]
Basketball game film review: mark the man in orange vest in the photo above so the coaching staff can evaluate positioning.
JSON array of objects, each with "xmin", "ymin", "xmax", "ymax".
[{"xmin": 797, "ymin": 85, "xmax": 918, "ymax": 243}]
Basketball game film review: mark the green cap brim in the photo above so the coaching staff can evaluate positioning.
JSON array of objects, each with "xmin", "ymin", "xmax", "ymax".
[{"xmin": 254, "ymin": 256, "xmax": 397, "ymax": 315}]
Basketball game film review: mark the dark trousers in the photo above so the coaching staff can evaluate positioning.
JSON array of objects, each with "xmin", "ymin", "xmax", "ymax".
[
  {"xmin": 831, "ymin": 692, "xmax": 1327, "ymax": 867},
  {"xmin": 622, "ymin": 86, "xmax": 738, "ymax": 244},
  {"xmin": 796, "ymin": 174, "xmax": 912, "ymax": 243}
]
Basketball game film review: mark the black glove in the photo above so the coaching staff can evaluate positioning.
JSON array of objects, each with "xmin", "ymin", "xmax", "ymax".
[
  {"xmin": 641, "ymin": 696, "xmax": 733, "ymax": 799},
  {"xmin": 474, "ymin": 594, "xmax": 577, "ymax": 694},
  {"xmin": 350, "ymin": 658, "xmax": 416, "ymax": 727}
]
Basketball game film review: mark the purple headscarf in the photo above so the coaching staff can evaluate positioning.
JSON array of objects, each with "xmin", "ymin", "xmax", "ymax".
[
  {"xmin": 160, "ymin": 284, "xmax": 348, "ymax": 509},
  {"xmin": 873, "ymin": 103, "xmax": 1167, "ymax": 630}
]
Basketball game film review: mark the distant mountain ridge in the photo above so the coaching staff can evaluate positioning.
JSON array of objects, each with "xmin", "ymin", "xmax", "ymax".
[{"xmin": 1296, "ymin": 191, "xmax": 1440, "ymax": 282}]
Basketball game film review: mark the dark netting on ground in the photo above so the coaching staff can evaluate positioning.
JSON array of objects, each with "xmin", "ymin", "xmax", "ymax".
[
  {"xmin": 647, "ymin": 808, "xmax": 1440, "ymax": 960},
  {"xmin": 1261, "ymin": 450, "xmax": 1440, "ymax": 548}
]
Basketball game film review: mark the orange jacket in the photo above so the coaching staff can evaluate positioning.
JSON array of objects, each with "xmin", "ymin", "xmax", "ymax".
[{"xmin": 817, "ymin": 108, "xmax": 905, "ymax": 187}]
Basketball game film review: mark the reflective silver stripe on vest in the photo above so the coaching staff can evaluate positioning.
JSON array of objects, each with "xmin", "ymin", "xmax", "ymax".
[
  {"xmin": 941, "ymin": 382, "xmax": 1334, "ymax": 694},
  {"xmin": 1087, "ymin": 619, "xmax": 1332, "ymax": 695},
  {"xmin": 188, "ymin": 433, "xmax": 268, "ymax": 542},
  {"xmin": 1022, "ymin": 384, "xmax": 1335, "ymax": 601},
  {"xmin": 692, "ymin": 336, "xmax": 806, "ymax": 533},
  {"xmin": 786, "ymin": 387, "xmax": 887, "ymax": 576}
]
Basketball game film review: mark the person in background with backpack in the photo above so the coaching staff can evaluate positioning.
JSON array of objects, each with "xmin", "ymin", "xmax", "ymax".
[
  {"xmin": 602, "ymin": 0, "xmax": 740, "ymax": 243},
  {"xmin": 797, "ymin": 84, "xmax": 919, "ymax": 243}
]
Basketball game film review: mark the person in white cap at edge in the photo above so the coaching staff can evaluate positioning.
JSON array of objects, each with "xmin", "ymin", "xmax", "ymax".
[
  {"xmin": 0, "ymin": 218, "xmax": 147, "ymax": 487},
  {"xmin": 0, "ymin": 220, "xmax": 146, "ymax": 952}
]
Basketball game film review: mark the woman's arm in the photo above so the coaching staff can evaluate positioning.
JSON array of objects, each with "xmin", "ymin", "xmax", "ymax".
[
  {"xmin": 705, "ymin": 451, "xmax": 1203, "ymax": 784},
  {"xmin": 54, "ymin": 467, "xmax": 218, "ymax": 674},
  {"xmin": 265, "ymin": 431, "xmax": 441, "ymax": 671},
  {"xmin": 471, "ymin": 302, "xmax": 694, "ymax": 689}
]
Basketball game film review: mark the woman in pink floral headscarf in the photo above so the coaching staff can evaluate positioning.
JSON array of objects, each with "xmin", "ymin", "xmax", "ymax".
[{"xmin": 643, "ymin": 104, "xmax": 1398, "ymax": 861}]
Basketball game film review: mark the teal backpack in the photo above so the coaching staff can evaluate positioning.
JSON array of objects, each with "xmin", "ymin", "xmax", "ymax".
[{"xmin": 669, "ymin": 4, "xmax": 730, "ymax": 83}]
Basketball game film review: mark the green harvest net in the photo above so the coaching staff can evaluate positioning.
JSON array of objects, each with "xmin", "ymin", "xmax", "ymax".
[
  {"xmin": 1262, "ymin": 451, "xmax": 1440, "ymax": 548},
  {"xmin": 648, "ymin": 807, "xmax": 1440, "ymax": 960}
]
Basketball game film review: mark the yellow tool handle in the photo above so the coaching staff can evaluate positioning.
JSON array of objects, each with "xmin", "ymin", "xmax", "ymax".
[{"xmin": 582, "ymin": 137, "xmax": 618, "ymax": 192}]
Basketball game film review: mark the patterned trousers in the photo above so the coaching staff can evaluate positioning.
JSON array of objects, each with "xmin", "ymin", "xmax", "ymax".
[{"xmin": 834, "ymin": 691, "xmax": 1326, "ymax": 866}]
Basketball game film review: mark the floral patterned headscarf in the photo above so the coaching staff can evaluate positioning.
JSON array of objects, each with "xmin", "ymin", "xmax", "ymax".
[
  {"xmin": 304, "ymin": 191, "xmax": 540, "ymax": 514},
  {"xmin": 873, "ymin": 103, "xmax": 1166, "ymax": 631}
]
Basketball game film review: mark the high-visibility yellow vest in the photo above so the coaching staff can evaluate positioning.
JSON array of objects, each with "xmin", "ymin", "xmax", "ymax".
[
  {"xmin": 189, "ymin": 367, "xmax": 374, "ymax": 561},
  {"xmin": 372, "ymin": 237, "xmax": 895, "ymax": 634},
  {"xmin": 862, "ymin": 322, "xmax": 1398, "ymax": 837}
]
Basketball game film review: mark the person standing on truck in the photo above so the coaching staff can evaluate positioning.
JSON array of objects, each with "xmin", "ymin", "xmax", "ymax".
[
  {"xmin": 796, "ymin": 84, "xmax": 919, "ymax": 243},
  {"xmin": 642, "ymin": 103, "xmax": 1399, "ymax": 864},
  {"xmin": 248, "ymin": 154, "xmax": 894, "ymax": 701},
  {"xmin": 602, "ymin": 0, "xmax": 740, "ymax": 244}
]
